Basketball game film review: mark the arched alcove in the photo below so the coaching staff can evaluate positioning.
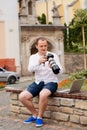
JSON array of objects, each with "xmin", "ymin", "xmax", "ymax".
[{"xmin": 20, "ymin": 25, "xmax": 65, "ymax": 76}]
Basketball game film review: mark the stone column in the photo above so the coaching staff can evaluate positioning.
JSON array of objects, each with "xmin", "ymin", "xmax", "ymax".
[
  {"xmin": 52, "ymin": 1, "xmax": 61, "ymax": 25},
  {"xmin": 20, "ymin": 0, "xmax": 26, "ymax": 15},
  {"xmin": 52, "ymin": 16, "xmax": 61, "ymax": 25},
  {"xmin": 58, "ymin": 35, "xmax": 65, "ymax": 72}
]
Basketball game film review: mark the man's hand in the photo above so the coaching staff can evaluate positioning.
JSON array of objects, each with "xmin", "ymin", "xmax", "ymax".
[{"xmin": 39, "ymin": 56, "xmax": 47, "ymax": 65}]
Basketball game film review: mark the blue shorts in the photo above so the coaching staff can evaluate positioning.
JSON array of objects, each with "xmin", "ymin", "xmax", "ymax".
[{"xmin": 27, "ymin": 81, "xmax": 57, "ymax": 97}]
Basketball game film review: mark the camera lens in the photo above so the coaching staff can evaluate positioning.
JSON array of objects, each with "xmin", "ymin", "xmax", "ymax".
[{"xmin": 47, "ymin": 53, "xmax": 60, "ymax": 74}]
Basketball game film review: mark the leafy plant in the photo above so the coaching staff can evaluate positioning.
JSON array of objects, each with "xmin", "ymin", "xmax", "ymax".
[
  {"xmin": 0, "ymin": 82, "xmax": 6, "ymax": 89},
  {"xmin": 71, "ymin": 42, "xmax": 87, "ymax": 53},
  {"xmin": 58, "ymin": 79, "xmax": 72, "ymax": 90},
  {"xmin": 73, "ymin": 9, "xmax": 87, "ymax": 69},
  {"xmin": 64, "ymin": 9, "xmax": 87, "ymax": 57},
  {"xmin": 69, "ymin": 70, "xmax": 87, "ymax": 80},
  {"xmin": 48, "ymin": 21, "xmax": 52, "ymax": 24},
  {"xmin": 37, "ymin": 13, "xmax": 46, "ymax": 24}
]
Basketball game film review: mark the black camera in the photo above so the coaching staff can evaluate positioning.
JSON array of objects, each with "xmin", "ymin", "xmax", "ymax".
[{"xmin": 47, "ymin": 53, "xmax": 60, "ymax": 74}]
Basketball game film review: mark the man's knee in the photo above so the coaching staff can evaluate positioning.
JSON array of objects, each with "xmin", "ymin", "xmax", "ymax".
[
  {"xmin": 40, "ymin": 89, "xmax": 51, "ymax": 98},
  {"xmin": 19, "ymin": 91, "xmax": 33, "ymax": 102},
  {"xmin": 19, "ymin": 92, "xmax": 24, "ymax": 102},
  {"xmin": 39, "ymin": 90, "xmax": 49, "ymax": 100}
]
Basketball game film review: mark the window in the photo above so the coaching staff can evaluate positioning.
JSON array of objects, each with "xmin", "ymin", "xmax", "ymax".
[{"xmin": 28, "ymin": 1, "xmax": 32, "ymax": 15}]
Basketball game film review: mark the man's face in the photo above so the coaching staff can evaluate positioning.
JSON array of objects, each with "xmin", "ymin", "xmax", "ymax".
[{"xmin": 36, "ymin": 39, "xmax": 48, "ymax": 55}]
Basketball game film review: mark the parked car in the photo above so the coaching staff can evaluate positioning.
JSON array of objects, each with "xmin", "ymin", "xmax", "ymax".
[{"xmin": 0, "ymin": 67, "xmax": 20, "ymax": 84}]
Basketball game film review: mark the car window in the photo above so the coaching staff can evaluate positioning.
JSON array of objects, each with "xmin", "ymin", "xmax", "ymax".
[{"xmin": 0, "ymin": 68, "xmax": 4, "ymax": 72}]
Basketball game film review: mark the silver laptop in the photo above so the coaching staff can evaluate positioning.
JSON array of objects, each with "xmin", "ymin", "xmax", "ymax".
[{"xmin": 58, "ymin": 79, "xmax": 84, "ymax": 94}]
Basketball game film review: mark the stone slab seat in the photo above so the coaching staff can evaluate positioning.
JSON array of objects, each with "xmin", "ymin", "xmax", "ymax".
[
  {"xmin": 5, "ymin": 81, "xmax": 87, "ymax": 128},
  {"xmin": 5, "ymin": 81, "xmax": 87, "ymax": 100}
]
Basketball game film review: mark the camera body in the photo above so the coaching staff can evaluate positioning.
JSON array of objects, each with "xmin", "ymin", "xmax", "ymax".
[{"xmin": 47, "ymin": 53, "xmax": 60, "ymax": 74}]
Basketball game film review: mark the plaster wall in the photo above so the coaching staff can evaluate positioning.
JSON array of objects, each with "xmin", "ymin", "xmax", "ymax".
[
  {"xmin": 0, "ymin": 22, "xmax": 6, "ymax": 58},
  {"xmin": 0, "ymin": 0, "xmax": 21, "ymax": 73}
]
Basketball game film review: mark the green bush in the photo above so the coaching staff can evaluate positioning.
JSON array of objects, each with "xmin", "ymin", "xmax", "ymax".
[
  {"xmin": 37, "ymin": 13, "xmax": 46, "ymax": 24},
  {"xmin": 69, "ymin": 70, "xmax": 87, "ymax": 80}
]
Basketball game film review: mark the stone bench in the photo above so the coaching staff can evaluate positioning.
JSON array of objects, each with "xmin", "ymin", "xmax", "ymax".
[{"xmin": 6, "ymin": 81, "xmax": 87, "ymax": 128}]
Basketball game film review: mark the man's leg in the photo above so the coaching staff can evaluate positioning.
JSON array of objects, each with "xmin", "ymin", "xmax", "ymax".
[
  {"xmin": 35, "ymin": 82, "xmax": 57, "ymax": 126},
  {"xmin": 38, "ymin": 89, "xmax": 51, "ymax": 118},
  {"xmin": 38, "ymin": 82, "xmax": 57, "ymax": 118},
  {"xmin": 35, "ymin": 89, "xmax": 51, "ymax": 127},
  {"xmin": 19, "ymin": 90, "xmax": 37, "ymax": 117},
  {"xmin": 19, "ymin": 81, "xmax": 44, "ymax": 119}
]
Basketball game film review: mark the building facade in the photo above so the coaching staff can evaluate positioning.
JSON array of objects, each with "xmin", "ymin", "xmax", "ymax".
[
  {"xmin": 0, "ymin": 0, "xmax": 21, "ymax": 73},
  {"xmin": 0, "ymin": 0, "xmax": 87, "ymax": 75},
  {"xmin": 19, "ymin": 0, "xmax": 65, "ymax": 75},
  {"xmin": 36, "ymin": 0, "xmax": 87, "ymax": 25}
]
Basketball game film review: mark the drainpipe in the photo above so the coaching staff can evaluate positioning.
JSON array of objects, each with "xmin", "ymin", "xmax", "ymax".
[
  {"xmin": 65, "ymin": 0, "xmax": 78, "ymax": 26},
  {"xmin": 82, "ymin": 0, "xmax": 87, "ymax": 9},
  {"xmin": 64, "ymin": 0, "xmax": 78, "ymax": 38},
  {"xmin": 45, "ymin": 0, "xmax": 48, "ymax": 24}
]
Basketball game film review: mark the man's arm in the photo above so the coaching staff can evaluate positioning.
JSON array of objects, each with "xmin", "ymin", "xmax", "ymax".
[{"xmin": 28, "ymin": 55, "xmax": 40, "ymax": 72}]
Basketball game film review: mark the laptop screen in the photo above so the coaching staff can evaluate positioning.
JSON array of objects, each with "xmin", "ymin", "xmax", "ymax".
[{"xmin": 69, "ymin": 79, "xmax": 84, "ymax": 93}]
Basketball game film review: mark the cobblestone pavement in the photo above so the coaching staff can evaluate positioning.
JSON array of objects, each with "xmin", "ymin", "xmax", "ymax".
[{"xmin": 0, "ymin": 76, "xmax": 87, "ymax": 130}]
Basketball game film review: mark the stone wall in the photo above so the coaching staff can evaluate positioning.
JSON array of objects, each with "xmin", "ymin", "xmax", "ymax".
[
  {"xmin": 0, "ymin": 58, "xmax": 16, "ymax": 72},
  {"xmin": 9, "ymin": 92, "xmax": 87, "ymax": 128},
  {"xmin": 64, "ymin": 54, "xmax": 86, "ymax": 73}
]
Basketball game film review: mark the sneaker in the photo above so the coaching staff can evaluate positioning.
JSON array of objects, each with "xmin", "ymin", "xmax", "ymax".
[
  {"xmin": 23, "ymin": 116, "xmax": 37, "ymax": 124},
  {"xmin": 36, "ymin": 118, "xmax": 43, "ymax": 127}
]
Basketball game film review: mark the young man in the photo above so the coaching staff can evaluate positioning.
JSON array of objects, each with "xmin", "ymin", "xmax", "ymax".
[{"xmin": 19, "ymin": 37, "xmax": 63, "ymax": 127}]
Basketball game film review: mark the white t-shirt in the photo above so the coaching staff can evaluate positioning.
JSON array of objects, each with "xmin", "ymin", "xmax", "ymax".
[{"xmin": 28, "ymin": 51, "xmax": 63, "ymax": 84}]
